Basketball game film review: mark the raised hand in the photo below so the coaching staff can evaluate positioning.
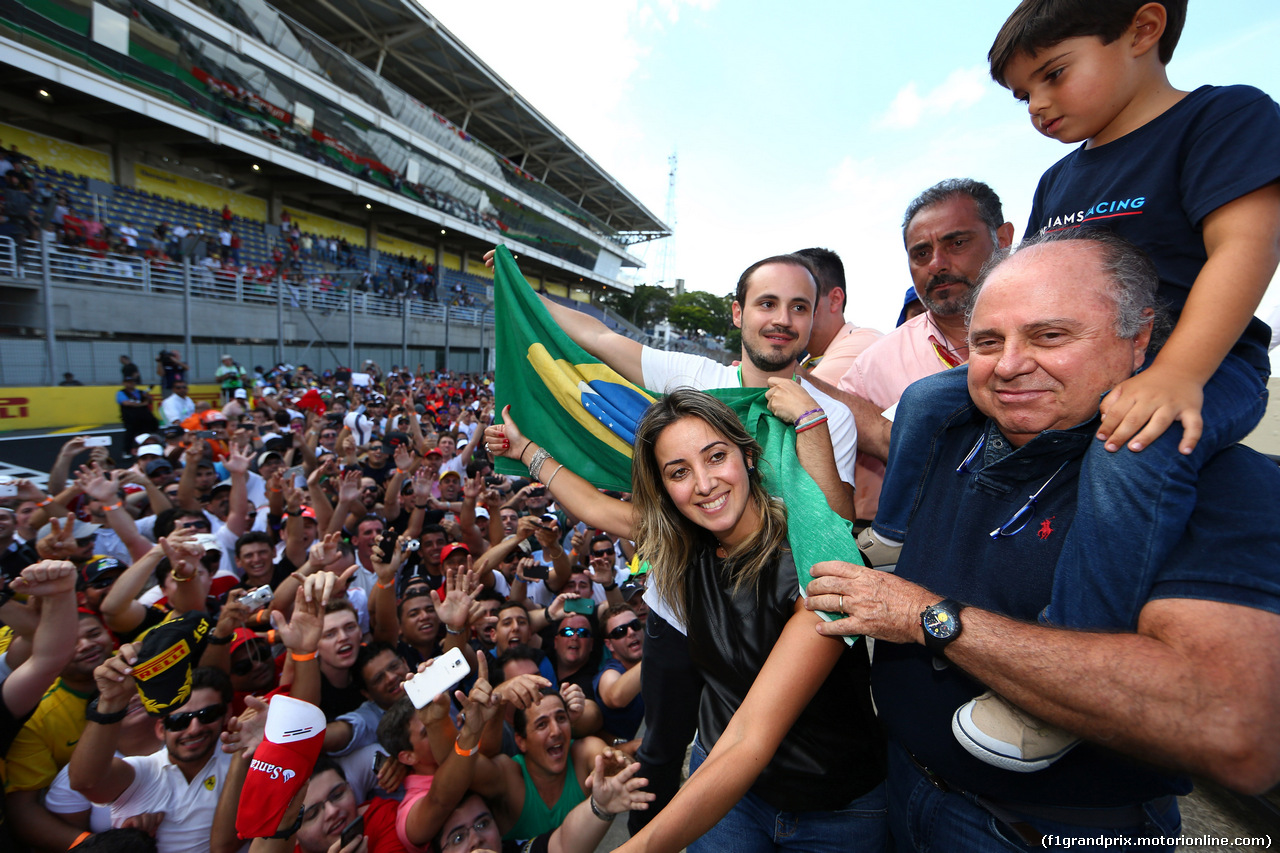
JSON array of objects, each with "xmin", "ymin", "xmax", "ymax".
[
  {"xmin": 221, "ymin": 694, "xmax": 269, "ymax": 755},
  {"xmin": 36, "ymin": 517, "xmax": 80, "ymax": 561},
  {"xmin": 9, "ymin": 560, "xmax": 78, "ymax": 598}
]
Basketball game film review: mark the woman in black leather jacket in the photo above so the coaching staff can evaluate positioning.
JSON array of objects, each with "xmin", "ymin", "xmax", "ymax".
[{"xmin": 485, "ymin": 390, "xmax": 886, "ymax": 853}]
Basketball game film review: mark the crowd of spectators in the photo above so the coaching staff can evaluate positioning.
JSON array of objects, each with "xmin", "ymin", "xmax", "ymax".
[
  {"xmin": 0, "ymin": 360, "xmax": 651, "ymax": 852},
  {"xmin": 0, "ymin": 145, "xmax": 489, "ymax": 308}
]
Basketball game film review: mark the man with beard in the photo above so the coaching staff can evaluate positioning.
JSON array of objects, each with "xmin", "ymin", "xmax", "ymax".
[
  {"xmin": 513, "ymin": 251, "xmax": 855, "ymax": 520},
  {"xmin": 70, "ymin": 666, "xmax": 235, "ymax": 853},
  {"xmin": 835, "ymin": 179, "xmax": 1014, "ymax": 530}
]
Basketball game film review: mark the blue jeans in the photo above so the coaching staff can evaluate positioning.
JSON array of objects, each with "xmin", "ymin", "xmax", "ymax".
[
  {"xmin": 686, "ymin": 737, "xmax": 888, "ymax": 853},
  {"xmin": 874, "ymin": 354, "xmax": 1268, "ymax": 629},
  {"xmin": 886, "ymin": 742, "xmax": 1180, "ymax": 852}
]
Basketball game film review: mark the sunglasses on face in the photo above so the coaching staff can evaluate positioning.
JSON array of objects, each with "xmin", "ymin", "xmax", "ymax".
[
  {"xmin": 162, "ymin": 702, "xmax": 226, "ymax": 731},
  {"xmin": 557, "ymin": 626, "xmax": 592, "ymax": 638},
  {"xmin": 76, "ymin": 535, "xmax": 97, "ymax": 547},
  {"xmin": 591, "ymin": 550, "xmax": 613, "ymax": 559},
  {"xmin": 85, "ymin": 574, "xmax": 120, "ymax": 590},
  {"xmin": 606, "ymin": 619, "xmax": 642, "ymax": 640}
]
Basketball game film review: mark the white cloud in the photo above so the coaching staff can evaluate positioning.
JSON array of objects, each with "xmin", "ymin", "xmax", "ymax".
[{"xmin": 875, "ymin": 65, "xmax": 992, "ymax": 130}]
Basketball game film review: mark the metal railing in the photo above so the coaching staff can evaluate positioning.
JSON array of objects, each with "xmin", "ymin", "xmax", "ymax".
[
  {"xmin": 12, "ymin": 240, "xmax": 491, "ymax": 325},
  {"xmin": 0, "ymin": 236, "xmax": 15, "ymax": 277}
]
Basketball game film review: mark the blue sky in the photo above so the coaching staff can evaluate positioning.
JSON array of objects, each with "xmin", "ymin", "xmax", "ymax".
[{"xmin": 425, "ymin": 0, "xmax": 1280, "ymax": 337}]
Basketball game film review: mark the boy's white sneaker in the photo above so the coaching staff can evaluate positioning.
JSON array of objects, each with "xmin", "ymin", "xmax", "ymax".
[
  {"xmin": 952, "ymin": 690, "xmax": 1080, "ymax": 772},
  {"xmin": 856, "ymin": 528, "xmax": 901, "ymax": 572}
]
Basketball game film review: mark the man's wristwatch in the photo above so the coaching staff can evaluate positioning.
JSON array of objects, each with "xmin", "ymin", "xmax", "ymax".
[
  {"xmin": 85, "ymin": 697, "xmax": 129, "ymax": 725},
  {"xmin": 920, "ymin": 599, "xmax": 965, "ymax": 656}
]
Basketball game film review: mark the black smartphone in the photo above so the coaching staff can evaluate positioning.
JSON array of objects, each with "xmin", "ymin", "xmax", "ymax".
[
  {"xmin": 340, "ymin": 815, "xmax": 364, "ymax": 848},
  {"xmin": 523, "ymin": 563, "xmax": 550, "ymax": 580},
  {"xmin": 372, "ymin": 751, "xmax": 388, "ymax": 775}
]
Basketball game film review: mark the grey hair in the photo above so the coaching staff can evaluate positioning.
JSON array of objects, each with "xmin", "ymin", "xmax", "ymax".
[
  {"xmin": 967, "ymin": 229, "xmax": 1158, "ymax": 338},
  {"xmin": 902, "ymin": 178, "xmax": 1006, "ymax": 247}
]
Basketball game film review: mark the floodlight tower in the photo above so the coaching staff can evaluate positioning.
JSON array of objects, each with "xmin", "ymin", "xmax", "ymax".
[{"xmin": 658, "ymin": 151, "xmax": 677, "ymax": 288}]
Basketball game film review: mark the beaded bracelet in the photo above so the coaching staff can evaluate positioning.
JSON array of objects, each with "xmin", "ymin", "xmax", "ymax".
[{"xmin": 795, "ymin": 415, "xmax": 829, "ymax": 434}]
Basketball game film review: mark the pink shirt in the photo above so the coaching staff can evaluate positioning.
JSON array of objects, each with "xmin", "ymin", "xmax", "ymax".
[
  {"xmin": 395, "ymin": 774, "xmax": 435, "ymax": 853},
  {"xmin": 808, "ymin": 322, "xmax": 883, "ymax": 386},
  {"xmin": 838, "ymin": 312, "xmax": 967, "ymax": 521}
]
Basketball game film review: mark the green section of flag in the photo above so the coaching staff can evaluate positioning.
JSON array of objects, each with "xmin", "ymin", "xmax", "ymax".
[{"xmin": 491, "ymin": 244, "xmax": 653, "ymax": 491}]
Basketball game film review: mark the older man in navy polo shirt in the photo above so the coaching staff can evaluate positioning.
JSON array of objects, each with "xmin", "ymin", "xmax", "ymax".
[{"xmin": 806, "ymin": 230, "xmax": 1280, "ymax": 852}]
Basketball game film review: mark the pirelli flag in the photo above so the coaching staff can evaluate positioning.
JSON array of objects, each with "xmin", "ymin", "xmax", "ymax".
[
  {"xmin": 491, "ymin": 244, "xmax": 655, "ymax": 491},
  {"xmin": 132, "ymin": 610, "xmax": 212, "ymax": 716}
]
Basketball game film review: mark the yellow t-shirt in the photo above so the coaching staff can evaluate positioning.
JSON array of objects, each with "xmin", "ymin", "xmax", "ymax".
[{"xmin": 2, "ymin": 678, "xmax": 93, "ymax": 792}]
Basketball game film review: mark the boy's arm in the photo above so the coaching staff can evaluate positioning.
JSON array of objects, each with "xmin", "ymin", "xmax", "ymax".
[{"xmin": 1097, "ymin": 183, "xmax": 1280, "ymax": 454}]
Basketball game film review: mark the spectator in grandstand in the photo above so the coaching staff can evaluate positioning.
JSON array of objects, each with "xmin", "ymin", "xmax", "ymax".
[
  {"xmin": 70, "ymin": 664, "xmax": 235, "ymax": 853},
  {"xmin": 58, "ymin": 372, "xmax": 83, "ymax": 386}
]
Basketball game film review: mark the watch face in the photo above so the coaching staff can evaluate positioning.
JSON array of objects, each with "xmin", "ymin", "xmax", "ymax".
[{"xmin": 923, "ymin": 606, "xmax": 959, "ymax": 640}]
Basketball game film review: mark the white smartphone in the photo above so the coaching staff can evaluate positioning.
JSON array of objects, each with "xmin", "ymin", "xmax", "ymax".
[
  {"xmin": 402, "ymin": 647, "xmax": 471, "ymax": 709},
  {"xmin": 84, "ymin": 436, "xmax": 112, "ymax": 448},
  {"xmin": 239, "ymin": 585, "xmax": 274, "ymax": 613}
]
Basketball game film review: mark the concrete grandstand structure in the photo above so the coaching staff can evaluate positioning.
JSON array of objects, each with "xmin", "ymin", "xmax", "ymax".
[{"xmin": 0, "ymin": 0, "xmax": 672, "ymax": 384}]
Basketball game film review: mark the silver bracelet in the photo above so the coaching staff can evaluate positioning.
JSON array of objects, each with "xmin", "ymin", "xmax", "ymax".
[
  {"xmin": 544, "ymin": 463, "xmax": 565, "ymax": 490},
  {"xmin": 528, "ymin": 447, "xmax": 552, "ymax": 481},
  {"xmin": 589, "ymin": 796, "xmax": 616, "ymax": 821}
]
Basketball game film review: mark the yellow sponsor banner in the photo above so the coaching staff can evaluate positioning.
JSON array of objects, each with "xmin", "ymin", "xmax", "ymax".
[
  {"xmin": 0, "ymin": 121, "xmax": 112, "ymax": 182},
  {"xmin": 134, "ymin": 164, "xmax": 267, "ymax": 222},
  {"xmin": 465, "ymin": 259, "xmax": 494, "ymax": 280},
  {"xmin": 0, "ymin": 385, "xmax": 222, "ymax": 432},
  {"xmin": 282, "ymin": 207, "xmax": 365, "ymax": 246},
  {"xmin": 375, "ymin": 234, "xmax": 435, "ymax": 263}
]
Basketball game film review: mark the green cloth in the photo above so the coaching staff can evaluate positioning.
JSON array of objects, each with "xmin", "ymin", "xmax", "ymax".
[{"xmin": 491, "ymin": 245, "xmax": 863, "ymax": 643}]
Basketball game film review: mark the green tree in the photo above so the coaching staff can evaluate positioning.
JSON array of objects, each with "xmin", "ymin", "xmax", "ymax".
[
  {"xmin": 598, "ymin": 284, "xmax": 671, "ymax": 329},
  {"xmin": 667, "ymin": 291, "xmax": 732, "ymax": 338}
]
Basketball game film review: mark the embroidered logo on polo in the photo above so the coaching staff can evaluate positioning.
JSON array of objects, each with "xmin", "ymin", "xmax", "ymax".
[{"xmin": 1038, "ymin": 516, "xmax": 1056, "ymax": 540}]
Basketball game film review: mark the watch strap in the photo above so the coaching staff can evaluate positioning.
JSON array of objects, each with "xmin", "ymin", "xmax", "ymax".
[{"xmin": 85, "ymin": 697, "xmax": 129, "ymax": 725}]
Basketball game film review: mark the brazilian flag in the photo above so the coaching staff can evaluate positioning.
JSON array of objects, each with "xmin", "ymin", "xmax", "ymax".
[
  {"xmin": 491, "ymin": 245, "xmax": 863, "ymax": 643},
  {"xmin": 492, "ymin": 245, "xmax": 653, "ymax": 491}
]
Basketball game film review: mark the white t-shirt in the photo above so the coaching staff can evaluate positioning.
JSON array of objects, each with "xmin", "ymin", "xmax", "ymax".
[
  {"xmin": 46, "ymin": 757, "xmax": 114, "ymax": 832},
  {"xmin": 104, "ymin": 747, "xmax": 233, "ymax": 853},
  {"xmin": 640, "ymin": 348, "xmax": 857, "ymax": 487}
]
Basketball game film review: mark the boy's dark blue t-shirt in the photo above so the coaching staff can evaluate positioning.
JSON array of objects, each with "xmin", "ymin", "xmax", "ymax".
[{"xmin": 1027, "ymin": 84, "xmax": 1280, "ymax": 375}]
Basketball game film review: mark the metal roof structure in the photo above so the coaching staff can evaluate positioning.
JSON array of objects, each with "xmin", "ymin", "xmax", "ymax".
[{"xmin": 265, "ymin": 0, "xmax": 670, "ymax": 241}]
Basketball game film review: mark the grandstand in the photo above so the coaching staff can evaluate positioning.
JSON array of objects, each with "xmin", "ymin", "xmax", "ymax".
[{"xmin": 0, "ymin": 0, "xmax": 674, "ymax": 385}]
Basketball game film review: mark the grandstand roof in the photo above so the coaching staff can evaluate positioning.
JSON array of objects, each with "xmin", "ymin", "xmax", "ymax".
[{"xmin": 267, "ymin": 0, "xmax": 669, "ymax": 240}]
